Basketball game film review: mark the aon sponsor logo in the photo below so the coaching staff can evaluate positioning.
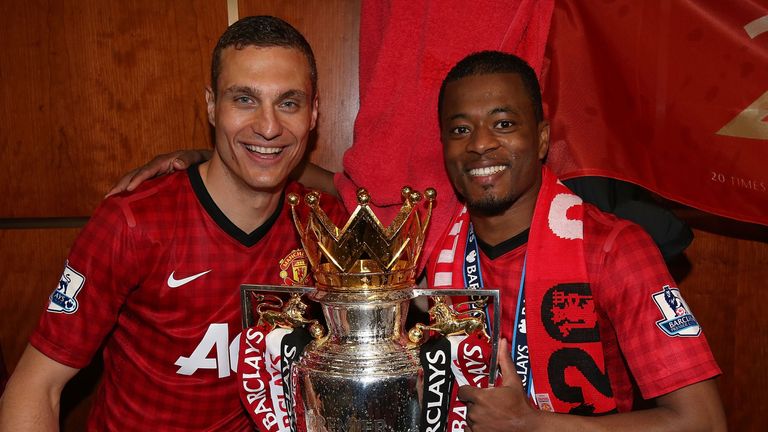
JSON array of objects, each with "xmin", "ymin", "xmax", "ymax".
[{"xmin": 174, "ymin": 323, "xmax": 241, "ymax": 378}]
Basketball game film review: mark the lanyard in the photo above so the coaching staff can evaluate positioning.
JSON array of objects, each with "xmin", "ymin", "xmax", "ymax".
[
  {"xmin": 463, "ymin": 223, "xmax": 533, "ymax": 397},
  {"xmin": 510, "ymin": 255, "xmax": 534, "ymax": 398},
  {"xmin": 463, "ymin": 223, "xmax": 489, "ymax": 330}
]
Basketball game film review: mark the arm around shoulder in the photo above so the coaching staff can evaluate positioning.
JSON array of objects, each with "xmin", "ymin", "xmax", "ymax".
[
  {"xmin": 0, "ymin": 344, "xmax": 80, "ymax": 431},
  {"xmin": 293, "ymin": 161, "xmax": 338, "ymax": 197},
  {"xmin": 105, "ymin": 148, "xmax": 212, "ymax": 197}
]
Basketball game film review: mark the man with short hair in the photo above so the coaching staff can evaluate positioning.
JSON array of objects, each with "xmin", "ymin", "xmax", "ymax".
[
  {"xmin": 0, "ymin": 16, "xmax": 342, "ymax": 430},
  {"xmin": 431, "ymin": 50, "xmax": 725, "ymax": 431}
]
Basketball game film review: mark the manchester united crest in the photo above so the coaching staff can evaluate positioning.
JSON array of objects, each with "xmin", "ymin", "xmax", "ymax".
[
  {"xmin": 542, "ymin": 283, "xmax": 600, "ymax": 343},
  {"xmin": 279, "ymin": 249, "xmax": 310, "ymax": 286}
]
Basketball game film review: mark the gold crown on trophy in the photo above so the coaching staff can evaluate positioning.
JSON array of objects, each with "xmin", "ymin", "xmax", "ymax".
[{"xmin": 287, "ymin": 187, "xmax": 436, "ymax": 291}]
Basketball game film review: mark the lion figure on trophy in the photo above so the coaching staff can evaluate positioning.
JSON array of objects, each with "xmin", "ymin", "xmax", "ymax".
[
  {"xmin": 255, "ymin": 293, "xmax": 323, "ymax": 338},
  {"xmin": 409, "ymin": 295, "xmax": 491, "ymax": 342}
]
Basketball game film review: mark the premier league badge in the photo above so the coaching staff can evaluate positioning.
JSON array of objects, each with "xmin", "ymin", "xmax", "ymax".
[
  {"xmin": 652, "ymin": 285, "xmax": 701, "ymax": 337},
  {"xmin": 48, "ymin": 261, "xmax": 85, "ymax": 314}
]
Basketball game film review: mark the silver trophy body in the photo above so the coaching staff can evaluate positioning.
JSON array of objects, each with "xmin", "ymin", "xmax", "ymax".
[{"xmin": 294, "ymin": 287, "xmax": 420, "ymax": 432}]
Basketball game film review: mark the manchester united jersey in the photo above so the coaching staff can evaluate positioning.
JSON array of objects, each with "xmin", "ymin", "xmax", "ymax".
[
  {"xmin": 474, "ymin": 204, "xmax": 720, "ymax": 412},
  {"xmin": 31, "ymin": 165, "xmax": 345, "ymax": 431}
]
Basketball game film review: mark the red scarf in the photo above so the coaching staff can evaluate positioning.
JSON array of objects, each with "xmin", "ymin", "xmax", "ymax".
[{"xmin": 427, "ymin": 166, "xmax": 617, "ymax": 414}]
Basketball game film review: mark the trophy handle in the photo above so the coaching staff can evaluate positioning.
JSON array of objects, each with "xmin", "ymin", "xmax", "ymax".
[
  {"xmin": 241, "ymin": 284, "xmax": 324, "ymax": 338},
  {"xmin": 410, "ymin": 288, "xmax": 501, "ymax": 385}
]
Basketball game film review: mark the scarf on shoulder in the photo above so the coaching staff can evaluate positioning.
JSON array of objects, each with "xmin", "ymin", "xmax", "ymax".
[{"xmin": 427, "ymin": 166, "xmax": 618, "ymax": 415}]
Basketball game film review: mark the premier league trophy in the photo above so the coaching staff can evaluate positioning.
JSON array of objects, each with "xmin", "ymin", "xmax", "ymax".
[{"xmin": 241, "ymin": 187, "xmax": 500, "ymax": 432}]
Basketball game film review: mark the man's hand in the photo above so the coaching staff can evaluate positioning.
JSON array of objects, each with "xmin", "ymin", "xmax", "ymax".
[
  {"xmin": 457, "ymin": 338, "xmax": 725, "ymax": 432},
  {"xmin": 457, "ymin": 339, "xmax": 542, "ymax": 431},
  {"xmin": 105, "ymin": 149, "xmax": 211, "ymax": 197}
]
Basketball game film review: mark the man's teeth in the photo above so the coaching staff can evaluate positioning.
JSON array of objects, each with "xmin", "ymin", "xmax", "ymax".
[
  {"xmin": 468, "ymin": 165, "xmax": 506, "ymax": 176},
  {"xmin": 245, "ymin": 144, "xmax": 282, "ymax": 154}
]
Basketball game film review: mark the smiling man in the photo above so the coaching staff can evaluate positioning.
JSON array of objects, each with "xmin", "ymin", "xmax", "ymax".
[
  {"xmin": 0, "ymin": 16, "xmax": 343, "ymax": 431},
  {"xmin": 429, "ymin": 51, "xmax": 726, "ymax": 431}
]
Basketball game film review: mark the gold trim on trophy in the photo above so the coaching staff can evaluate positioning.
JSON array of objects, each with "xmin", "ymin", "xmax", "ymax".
[
  {"xmin": 408, "ymin": 295, "xmax": 491, "ymax": 343},
  {"xmin": 288, "ymin": 186, "xmax": 436, "ymax": 291},
  {"xmin": 254, "ymin": 293, "xmax": 324, "ymax": 338}
]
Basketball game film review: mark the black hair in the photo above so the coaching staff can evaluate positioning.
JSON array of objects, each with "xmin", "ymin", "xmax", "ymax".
[
  {"xmin": 210, "ymin": 16, "xmax": 317, "ymax": 97},
  {"xmin": 438, "ymin": 50, "xmax": 543, "ymax": 124}
]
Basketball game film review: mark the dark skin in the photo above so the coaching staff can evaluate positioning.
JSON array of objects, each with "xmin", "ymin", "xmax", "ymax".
[
  {"xmin": 440, "ymin": 73, "xmax": 548, "ymax": 246},
  {"xmin": 441, "ymin": 72, "xmax": 725, "ymax": 432}
]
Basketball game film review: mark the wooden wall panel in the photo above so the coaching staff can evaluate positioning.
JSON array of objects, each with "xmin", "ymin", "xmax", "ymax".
[
  {"xmin": 0, "ymin": 228, "xmax": 85, "ymax": 427},
  {"xmin": 0, "ymin": 227, "xmax": 99, "ymax": 431},
  {"xmin": 0, "ymin": 0, "xmax": 226, "ymax": 218},
  {"xmin": 0, "ymin": 0, "xmax": 357, "ymax": 218},
  {"xmin": 0, "ymin": 228, "xmax": 81, "ymax": 368},
  {"xmin": 239, "ymin": 0, "xmax": 360, "ymax": 172},
  {"xmin": 674, "ymin": 216, "xmax": 768, "ymax": 431}
]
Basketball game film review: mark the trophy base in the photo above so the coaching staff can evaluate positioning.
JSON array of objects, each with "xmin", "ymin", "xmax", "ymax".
[{"xmin": 295, "ymin": 367, "xmax": 420, "ymax": 432}]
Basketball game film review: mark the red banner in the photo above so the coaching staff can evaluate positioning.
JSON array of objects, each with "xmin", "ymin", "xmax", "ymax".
[{"xmin": 545, "ymin": 1, "xmax": 768, "ymax": 226}]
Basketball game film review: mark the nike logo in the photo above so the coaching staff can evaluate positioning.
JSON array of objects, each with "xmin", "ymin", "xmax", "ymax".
[{"xmin": 167, "ymin": 269, "xmax": 212, "ymax": 288}]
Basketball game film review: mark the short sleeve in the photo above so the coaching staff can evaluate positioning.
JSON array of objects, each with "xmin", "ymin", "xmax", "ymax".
[
  {"xmin": 595, "ymin": 222, "xmax": 720, "ymax": 399},
  {"xmin": 30, "ymin": 197, "xmax": 141, "ymax": 369}
]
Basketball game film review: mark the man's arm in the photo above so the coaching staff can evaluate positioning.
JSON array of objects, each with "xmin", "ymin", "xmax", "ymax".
[
  {"xmin": 106, "ymin": 150, "xmax": 338, "ymax": 197},
  {"xmin": 105, "ymin": 149, "xmax": 212, "ymax": 197},
  {"xmin": 458, "ymin": 340, "xmax": 726, "ymax": 432},
  {"xmin": 0, "ymin": 344, "xmax": 80, "ymax": 431},
  {"xmin": 293, "ymin": 160, "xmax": 338, "ymax": 197}
]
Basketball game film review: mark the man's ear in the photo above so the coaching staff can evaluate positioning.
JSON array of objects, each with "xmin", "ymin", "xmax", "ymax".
[
  {"xmin": 538, "ymin": 120, "xmax": 550, "ymax": 161},
  {"xmin": 205, "ymin": 87, "xmax": 216, "ymax": 127},
  {"xmin": 309, "ymin": 94, "xmax": 319, "ymax": 130}
]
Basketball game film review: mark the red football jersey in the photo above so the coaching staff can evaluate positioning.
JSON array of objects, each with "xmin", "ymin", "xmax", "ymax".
[
  {"xmin": 474, "ymin": 205, "xmax": 720, "ymax": 412},
  {"xmin": 31, "ymin": 166, "xmax": 345, "ymax": 431}
]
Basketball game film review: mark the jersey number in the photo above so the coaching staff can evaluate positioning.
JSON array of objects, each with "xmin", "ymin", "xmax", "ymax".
[{"xmin": 174, "ymin": 323, "xmax": 241, "ymax": 378}]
